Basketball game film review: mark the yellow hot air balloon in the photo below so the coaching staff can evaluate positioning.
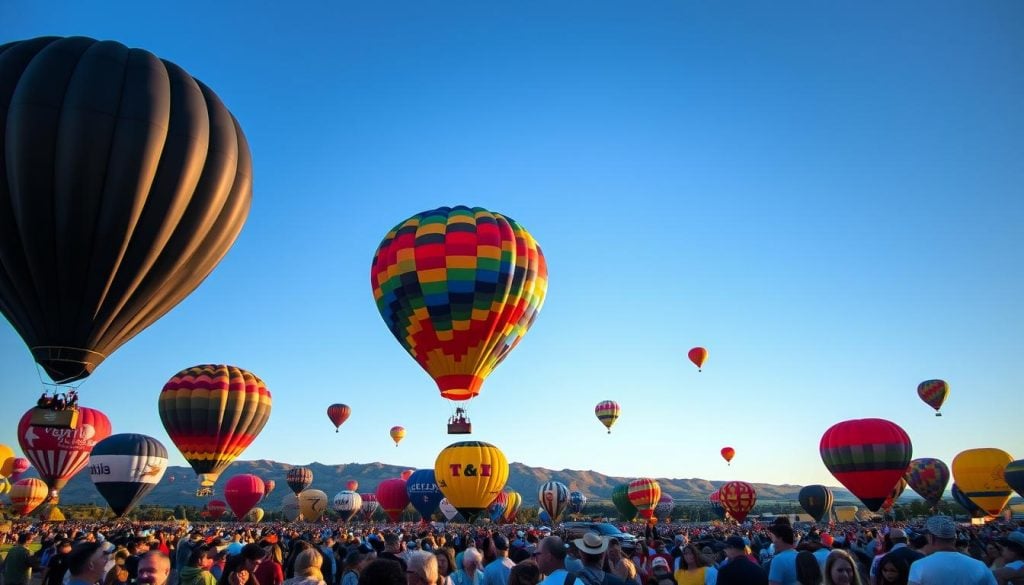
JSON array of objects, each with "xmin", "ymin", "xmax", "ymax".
[
  {"xmin": 390, "ymin": 426, "xmax": 406, "ymax": 447},
  {"xmin": 0, "ymin": 444, "xmax": 14, "ymax": 478},
  {"xmin": 0, "ymin": 479, "xmax": 10, "ymax": 495},
  {"xmin": 952, "ymin": 448, "xmax": 1014, "ymax": 517},
  {"xmin": 248, "ymin": 507, "xmax": 265, "ymax": 522},
  {"xmin": 11, "ymin": 478, "xmax": 49, "ymax": 516},
  {"xmin": 434, "ymin": 441, "xmax": 509, "ymax": 522},
  {"xmin": 298, "ymin": 489, "xmax": 328, "ymax": 522}
]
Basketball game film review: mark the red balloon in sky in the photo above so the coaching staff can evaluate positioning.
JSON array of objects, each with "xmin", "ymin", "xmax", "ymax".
[
  {"xmin": 688, "ymin": 347, "xmax": 708, "ymax": 371},
  {"xmin": 819, "ymin": 418, "xmax": 912, "ymax": 512},
  {"xmin": 224, "ymin": 474, "xmax": 265, "ymax": 520},
  {"xmin": 376, "ymin": 478, "xmax": 410, "ymax": 522},
  {"xmin": 721, "ymin": 447, "xmax": 735, "ymax": 465},
  {"xmin": 18, "ymin": 406, "xmax": 112, "ymax": 495},
  {"xmin": 327, "ymin": 404, "xmax": 352, "ymax": 432}
]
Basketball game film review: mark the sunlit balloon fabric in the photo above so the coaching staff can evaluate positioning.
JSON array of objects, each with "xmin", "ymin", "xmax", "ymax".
[
  {"xmin": 721, "ymin": 447, "xmax": 735, "ymax": 465},
  {"xmin": 720, "ymin": 481, "xmax": 757, "ymax": 523},
  {"xmin": 18, "ymin": 406, "xmax": 112, "ymax": 493},
  {"xmin": 298, "ymin": 489, "xmax": 328, "ymax": 522},
  {"xmin": 819, "ymin": 418, "xmax": 912, "ymax": 512},
  {"xmin": 158, "ymin": 364, "xmax": 272, "ymax": 488},
  {"xmin": 688, "ymin": 347, "xmax": 708, "ymax": 371},
  {"xmin": 248, "ymin": 507, "xmax": 264, "ymax": 522},
  {"xmin": 327, "ymin": 404, "xmax": 351, "ymax": 432},
  {"xmin": 371, "ymin": 206, "xmax": 548, "ymax": 403},
  {"xmin": 594, "ymin": 401, "xmax": 620, "ymax": 433},
  {"xmin": 538, "ymin": 481, "xmax": 570, "ymax": 523},
  {"xmin": 904, "ymin": 458, "xmax": 950, "ymax": 507},
  {"xmin": 917, "ymin": 379, "xmax": 949, "ymax": 416},
  {"xmin": 224, "ymin": 474, "xmax": 265, "ymax": 520},
  {"xmin": 502, "ymin": 490, "xmax": 522, "ymax": 523},
  {"xmin": 390, "ymin": 426, "xmax": 406, "ymax": 446},
  {"xmin": 0, "ymin": 37, "xmax": 253, "ymax": 384},
  {"xmin": 332, "ymin": 490, "xmax": 362, "ymax": 522},
  {"xmin": 627, "ymin": 478, "xmax": 661, "ymax": 522},
  {"xmin": 953, "ymin": 448, "xmax": 1014, "ymax": 517},
  {"xmin": 359, "ymin": 493, "xmax": 379, "ymax": 521},
  {"xmin": 798, "ymin": 485, "xmax": 833, "ymax": 522},
  {"xmin": 376, "ymin": 478, "xmax": 410, "ymax": 522},
  {"xmin": 612, "ymin": 484, "xmax": 638, "ymax": 521},
  {"xmin": 0, "ymin": 444, "xmax": 16, "ymax": 478},
  {"xmin": 11, "ymin": 478, "xmax": 48, "ymax": 516},
  {"xmin": 406, "ymin": 469, "xmax": 444, "ymax": 520},
  {"xmin": 951, "ymin": 483, "xmax": 987, "ymax": 518},
  {"xmin": 282, "ymin": 493, "xmax": 301, "ymax": 521},
  {"xmin": 287, "ymin": 467, "xmax": 313, "ymax": 495},
  {"xmin": 434, "ymin": 440, "xmax": 509, "ymax": 521},
  {"xmin": 487, "ymin": 490, "xmax": 509, "ymax": 523},
  {"xmin": 87, "ymin": 433, "xmax": 167, "ymax": 517}
]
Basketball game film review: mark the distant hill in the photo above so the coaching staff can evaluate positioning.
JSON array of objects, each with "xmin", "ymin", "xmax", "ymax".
[{"xmin": 36, "ymin": 459, "xmax": 864, "ymax": 509}]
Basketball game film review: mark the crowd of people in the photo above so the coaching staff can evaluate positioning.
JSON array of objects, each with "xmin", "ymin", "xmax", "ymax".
[{"xmin": 1, "ymin": 514, "xmax": 1022, "ymax": 585}]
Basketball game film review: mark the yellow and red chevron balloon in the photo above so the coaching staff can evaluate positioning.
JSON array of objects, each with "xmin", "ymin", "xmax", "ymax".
[
  {"xmin": 371, "ymin": 206, "xmax": 548, "ymax": 403},
  {"xmin": 627, "ymin": 477, "xmax": 661, "ymax": 522},
  {"xmin": 595, "ymin": 401, "xmax": 621, "ymax": 433},
  {"xmin": 158, "ymin": 365, "xmax": 272, "ymax": 488},
  {"xmin": 917, "ymin": 379, "xmax": 949, "ymax": 416},
  {"xmin": 720, "ymin": 481, "xmax": 757, "ymax": 522}
]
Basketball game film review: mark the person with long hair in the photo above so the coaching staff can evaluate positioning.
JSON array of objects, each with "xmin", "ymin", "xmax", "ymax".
[
  {"xmin": 283, "ymin": 549, "xmax": 326, "ymax": 585},
  {"xmin": 672, "ymin": 545, "xmax": 716, "ymax": 585},
  {"xmin": 795, "ymin": 551, "xmax": 822, "ymax": 585},
  {"xmin": 255, "ymin": 545, "xmax": 284, "ymax": 585},
  {"xmin": 876, "ymin": 556, "xmax": 908, "ymax": 585},
  {"xmin": 434, "ymin": 548, "xmax": 456, "ymax": 585},
  {"xmin": 822, "ymin": 551, "xmax": 861, "ymax": 585}
]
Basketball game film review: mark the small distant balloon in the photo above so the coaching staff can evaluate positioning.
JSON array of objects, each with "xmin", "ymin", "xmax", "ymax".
[
  {"xmin": 917, "ymin": 380, "xmax": 949, "ymax": 416},
  {"xmin": 594, "ymin": 401, "xmax": 620, "ymax": 434},
  {"xmin": 688, "ymin": 347, "xmax": 708, "ymax": 372},
  {"xmin": 721, "ymin": 447, "xmax": 735, "ymax": 465},
  {"xmin": 390, "ymin": 426, "xmax": 406, "ymax": 446},
  {"xmin": 327, "ymin": 404, "xmax": 352, "ymax": 432}
]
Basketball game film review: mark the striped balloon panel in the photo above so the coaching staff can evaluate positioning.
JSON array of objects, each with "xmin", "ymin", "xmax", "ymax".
[
  {"xmin": 88, "ymin": 433, "xmax": 167, "ymax": 516},
  {"xmin": 720, "ymin": 481, "xmax": 757, "ymax": 522},
  {"xmin": 904, "ymin": 458, "xmax": 950, "ymax": 505},
  {"xmin": 18, "ymin": 406, "xmax": 112, "ymax": 491},
  {"xmin": 627, "ymin": 478, "xmax": 661, "ymax": 519},
  {"xmin": 1005, "ymin": 460, "xmax": 1024, "ymax": 498},
  {"xmin": 371, "ymin": 206, "xmax": 547, "ymax": 401},
  {"xmin": 539, "ymin": 480, "xmax": 569, "ymax": 522},
  {"xmin": 11, "ymin": 478, "xmax": 49, "ymax": 515},
  {"xmin": 333, "ymin": 490, "xmax": 362, "ymax": 522},
  {"xmin": 951, "ymin": 483, "xmax": 988, "ymax": 518},
  {"xmin": 158, "ymin": 365, "xmax": 271, "ymax": 485},
  {"xmin": 798, "ymin": 485, "xmax": 834, "ymax": 521},
  {"xmin": 287, "ymin": 467, "xmax": 313, "ymax": 495},
  {"xmin": 953, "ymin": 448, "xmax": 1013, "ymax": 516},
  {"xmin": 819, "ymin": 418, "xmax": 912, "ymax": 512},
  {"xmin": 612, "ymin": 484, "xmax": 638, "ymax": 521},
  {"xmin": 282, "ymin": 493, "xmax": 301, "ymax": 521},
  {"xmin": 502, "ymin": 491, "xmax": 522, "ymax": 523},
  {"xmin": 487, "ymin": 490, "xmax": 509, "ymax": 522},
  {"xmin": 595, "ymin": 401, "xmax": 620, "ymax": 429}
]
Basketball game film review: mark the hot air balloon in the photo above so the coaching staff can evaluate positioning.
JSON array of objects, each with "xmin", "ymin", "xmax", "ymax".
[
  {"xmin": 612, "ymin": 484, "xmax": 638, "ymax": 521},
  {"xmin": 654, "ymin": 494, "xmax": 673, "ymax": 521},
  {"xmin": 569, "ymin": 491, "xmax": 588, "ymax": 515},
  {"xmin": 0, "ymin": 479, "xmax": 10, "ymax": 495},
  {"xmin": 594, "ymin": 401, "xmax": 620, "ymax": 434},
  {"xmin": 282, "ymin": 493, "xmax": 301, "ymax": 521},
  {"xmin": 346, "ymin": 480, "xmax": 359, "ymax": 492},
  {"xmin": 904, "ymin": 458, "xmax": 950, "ymax": 507},
  {"xmin": 88, "ymin": 434, "xmax": 167, "ymax": 517},
  {"xmin": 298, "ymin": 489, "xmax": 328, "ymax": 522},
  {"xmin": 390, "ymin": 426, "xmax": 406, "ymax": 447},
  {"xmin": 406, "ymin": 469, "xmax": 444, "ymax": 521},
  {"xmin": 688, "ymin": 347, "xmax": 708, "ymax": 371},
  {"xmin": 487, "ymin": 491, "xmax": 510, "ymax": 523},
  {"xmin": 332, "ymin": 490, "xmax": 363, "ymax": 522},
  {"xmin": 370, "ymin": 206, "xmax": 548, "ymax": 430},
  {"xmin": 0, "ymin": 36, "xmax": 253, "ymax": 385},
  {"xmin": 434, "ymin": 441, "xmax": 509, "ymax": 522},
  {"xmin": 439, "ymin": 498, "xmax": 459, "ymax": 521},
  {"xmin": 206, "ymin": 500, "xmax": 227, "ymax": 521},
  {"xmin": 502, "ymin": 491, "xmax": 522, "ymax": 524},
  {"xmin": 158, "ymin": 365, "xmax": 272, "ymax": 494},
  {"xmin": 538, "ymin": 507, "xmax": 552, "ymax": 525},
  {"xmin": 917, "ymin": 380, "xmax": 949, "ymax": 416},
  {"xmin": 360, "ymin": 493, "xmax": 379, "ymax": 522},
  {"xmin": 224, "ymin": 474, "xmax": 265, "ymax": 520},
  {"xmin": 708, "ymin": 490, "xmax": 727, "ymax": 521},
  {"xmin": 0, "ymin": 444, "xmax": 15, "ymax": 478},
  {"xmin": 18, "ymin": 406, "xmax": 112, "ymax": 500},
  {"xmin": 286, "ymin": 467, "xmax": 313, "ymax": 495},
  {"xmin": 401, "ymin": 469, "xmax": 415, "ymax": 481},
  {"xmin": 720, "ymin": 481, "xmax": 757, "ymax": 523},
  {"xmin": 11, "ymin": 478, "xmax": 49, "ymax": 516},
  {"xmin": 538, "ymin": 481, "xmax": 569, "ymax": 524},
  {"xmin": 819, "ymin": 418, "xmax": 912, "ymax": 512},
  {"xmin": 952, "ymin": 448, "xmax": 1014, "ymax": 517},
  {"xmin": 376, "ymin": 478, "xmax": 410, "ymax": 522},
  {"xmin": 263, "ymin": 479, "xmax": 276, "ymax": 499},
  {"xmin": 881, "ymin": 478, "xmax": 908, "ymax": 512},
  {"xmin": 721, "ymin": 447, "xmax": 735, "ymax": 465},
  {"xmin": 951, "ymin": 483, "xmax": 988, "ymax": 518},
  {"xmin": 248, "ymin": 507, "xmax": 264, "ymax": 522},
  {"xmin": 327, "ymin": 404, "xmax": 352, "ymax": 432},
  {"xmin": 10, "ymin": 458, "xmax": 31, "ymax": 483},
  {"xmin": 1005, "ymin": 460, "xmax": 1024, "ymax": 498},
  {"xmin": 798, "ymin": 485, "xmax": 834, "ymax": 522},
  {"xmin": 627, "ymin": 478, "xmax": 661, "ymax": 523}
]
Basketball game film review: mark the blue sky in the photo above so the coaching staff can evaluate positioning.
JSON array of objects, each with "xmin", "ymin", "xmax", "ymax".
[{"xmin": 2, "ymin": 1, "xmax": 1023, "ymax": 491}]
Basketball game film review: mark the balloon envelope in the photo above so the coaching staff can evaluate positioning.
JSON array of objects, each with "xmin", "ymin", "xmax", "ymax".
[
  {"xmin": 224, "ymin": 474, "xmax": 265, "ymax": 520},
  {"xmin": 654, "ymin": 494, "xmax": 673, "ymax": 520},
  {"xmin": 951, "ymin": 483, "xmax": 987, "ymax": 518},
  {"xmin": 10, "ymin": 477, "xmax": 48, "ymax": 516},
  {"xmin": 0, "ymin": 36, "xmax": 253, "ymax": 383},
  {"xmin": 376, "ymin": 478, "xmax": 410, "ymax": 522},
  {"xmin": 327, "ymin": 404, "xmax": 352, "ymax": 431},
  {"xmin": 538, "ymin": 481, "xmax": 569, "ymax": 523},
  {"xmin": 952, "ymin": 448, "xmax": 1014, "ymax": 516},
  {"xmin": 390, "ymin": 426, "xmax": 406, "ymax": 446},
  {"xmin": 248, "ymin": 507, "xmax": 264, "ymax": 522},
  {"xmin": 612, "ymin": 484, "xmax": 638, "ymax": 521},
  {"xmin": 917, "ymin": 380, "xmax": 949, "ymax": 415},
  {"xmin": 487, "ymin": 490, "xmax": 509, "ymax": 523},
  {"xmin": 286, "ymin": 467, "xmax": 313, "ymax": 495},
  {"xmin": 19, "ymin": 406, "xmax": 112, "ymax": 492},
  {"xmin": 206, "ymin": 500, "xmax": 227, "ymax": 521},
  {"xmin": 158, "ymin": 365, "xmax": 271, "ymax": 488},
  {"xmin": 819, "ymin": 418, "xmax": 913, "ymax": 512},
  {"xmin": 708, "ymin": 490, "xmax": 727, "ymax": 520},
  {"xmin": 720, "ymin": 481, "xmax": 757, "ymax": 522},
  {"xmin": 434, "ymin": 441, "xmax": 509, "ymax": 522},
  {"xmin": 569, "ymin": 491, "xmax": 588, "ymax": 515},
  {"xmin": 371, "ymin": 206, "xmax": 548, "ymax": 403},
  {"xmin": 1005, "ymin": 460, "xmax": 1024, "ymax": 498},
  {"xmin": 0, "ymin": 444, "xmax": 15, "ymax": 478},
  {"xmin": 688, "ymin": 347, "xmax": 708, "ymax": 370},
  {"xmin": 594, "ymin": 401, "xmax": 620, "ymax": 433},
  {"xmin": 88, "ymin": 433, "xmax": 167, "ymax": 517},
  {"xmin": 502, "ymin": 491, "xmax": 522, "ymax": 524},
  {"xmin": 439, "ymin": 498, "xmax": 459, "ymax": 521},
  {"xmin": 627, "ymin": 478, "xmax": 661, "ymax": 522},
  {"xmin": 359, "ymin": 493, "xmax": 379, "ymax": 521},
  {"xmin": 298, "ymin": 489, "xmax": 328, "ymax": 522},
  {"xmin": 904, "ymin": 458, "xmax": 950, "ymax": 507},
  {"xmin": 721, "ymin": 447, "xmax": 735, "ymax": 464},
  {"xmin": 798, "ymin": 485, "xmax": 834, "ymax": 522},
  {"xmin": 332, "ymin": 490, "xmax": 362, "ymax": 522},
  {"xmin": 406, "ymin": 469, "xmax": 444, "ymax": 521},
  {"xmin": 282, "ymin": 493, "xmax": 301, "ymax": 521}
]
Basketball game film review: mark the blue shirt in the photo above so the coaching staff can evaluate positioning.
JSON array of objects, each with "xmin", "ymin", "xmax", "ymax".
[
  {"xmin": 482, "ymin": 557, "xmax": 515, "ymax": 585},
  {"xmin": 768, "ymin": 548, "xmax": 798, "ymax": 585}
]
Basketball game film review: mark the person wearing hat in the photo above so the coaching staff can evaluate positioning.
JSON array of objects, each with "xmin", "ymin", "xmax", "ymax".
[
  {"xmin": 482, "ymin": 534, "xmax": 515, "ymax": 585},
  {"xmin": 993, "ymin": 532, "xmax": 1024, "ymax": 585},
  {"xmin": 572, "ymin": 533, "xmax": 625, "ymax": 585},
  {"xmin": 906, "ymin": 516, "xmax": 995, "ymax": 585},
  {"xmin": 647, "ymin": 557, "xmax": 674, "ymax": 585},
  {"xmin": 716, "ymin": 536, "xmax": 766, "ymax": 585}
]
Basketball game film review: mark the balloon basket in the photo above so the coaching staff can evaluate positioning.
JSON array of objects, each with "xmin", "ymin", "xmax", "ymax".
[
  {"xmin": 935, "ymin": 413, "xmax": 942, "ymax": 417},
  {"xmin": 29, "ymin": 407, "xmax": 78, "ymax": 429},
  {"xmin": 447, "ymin": 408, "xmax": 472, "ymax": 434}
]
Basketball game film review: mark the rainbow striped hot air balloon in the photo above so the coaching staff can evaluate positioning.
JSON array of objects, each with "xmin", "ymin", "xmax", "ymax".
[
  {"xmin": 371, "ymin": 206, "xmax": 548, "ymax": 425},
  {"xmin": 627, "ymin": 478, "xmax": 661, "ymax": 523},
  {"xmin": 502, "ymin": 490, "xmax": 522, "ymax": 524},
  {"xmin": 594, "ymin": 401, "xmax": 620, "ymax": 434},
  {"xmin": 158, "ymin": 365, "xmax": 272, "ymax": 494}
]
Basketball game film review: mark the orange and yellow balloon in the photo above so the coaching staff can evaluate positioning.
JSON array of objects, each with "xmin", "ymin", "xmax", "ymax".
[
  {"xmin": 627, "ymin": 478, "xmax": 661, "ymax": 523},
  {"xmin": 11, "ymin": 478, "xmax": 49, "ymax": 516},
  {"xmin": 390, "ymin": 426, "xmax": 406, "ymax": 447},
  {"xmin": 434, "ymin": 441, "xmax": 509, "ymax": 522},
  {"xmin": 595, "ymin": 401, "xmax": 620, "ymax": 434},
  {"xmin": 371, "ymin": 206, "xmax": 548, "ymax": 408},
  {"xmin": 688, "ymin": 347, "xmax": 708, "ymax": 372},
  {"xmin": 721, "ymin": 447, "xmax": 735, "ymax": 465},
  {"xmin": 952, "ymin": 448, "xmax": 1014, "ymax": 517}
]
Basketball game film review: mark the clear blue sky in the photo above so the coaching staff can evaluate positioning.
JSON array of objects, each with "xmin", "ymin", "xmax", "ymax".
[{"xmin": 2, "ymin": 1, "xmax": 1023, "ymax": 491}]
